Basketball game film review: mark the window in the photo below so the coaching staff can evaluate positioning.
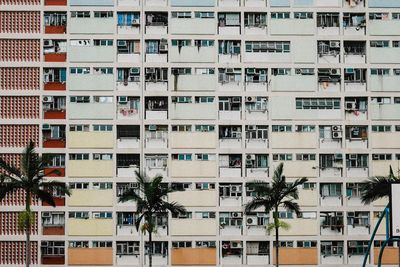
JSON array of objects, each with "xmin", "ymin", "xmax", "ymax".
[
  {"xmin": 171, "ymin": 11, "xmax": 191, "ymax": 18},
  {"xmin": 194, "ymin": 212, "xmax": 215, "ymax": 219},
  {"xmin": 295, "ymin": 125, "xmax": 315, "ymax": 132},
  {"xmin": 348, "ymin": 241, "xmax": 368, "ymax": 256},
  {"xmin": 346, "ymin": 183, "xmax": 363, "ymax": 198},
  {"xmin": 171, "ymin": 125, "xmax": 192, "ymax": 132},
  {"xmin": 117, "ymin": 12, "xmax": 140, "ymax": 26},
  {"xmin": 347, "ymin": 211, "xmax": 369, "ymax": 227},
  {"xmin": 194, "ymin": 40, "xmax": 214, "ymax": 47},
  {"xmin": 277, "ymin": 211, "xmax": 293, "ymax": 219},
  {"xmin": 92, "ymin": 212, "xmax": 112, "ymax": 219},
  {"xmin": 93, "ymin": 153, "xmax": 113, "ymax": 160},
  {"xmin": 271, "ymin": 12, "xmax": 290, "ymax": 19},
  {"xmin": 244, "ymin": 12, "xmax": 267, "ymax": 27},
  {"xmin": 296, "ymin": 154, "xmax": 316, "ymax": 161},
  {"xmin": 303, "ymin": 183, "xmax": 316, "ymax": 190},
  {"xmin": 245, "ymin": 41, "xmax": 290, "ymax": 53},
  {"xmin": 69, "ymin": 241, "xmax": 89, "ymax": 248},
  {"xmin": 195, "ymin": 12, "xmax": 214, "ymax": 18},
  {"xmin": 69, "ymin": 182, "xmax": 89, "ymax": 189},
  {"xmin": 245, "ymin": 125, "xmax": 268, "ymax": 140},
  {"xmin": 92, "ymin": 241, "xmax": 112, "ymax": 248},
  {"xmin": 69, "ymin": 125, "xmax": 89, "ymax": 132},
  {"xmin": 321, "ymin": 184, "xmax": 342, "ymax": 197},
  {"xmin": 195, "ymin": 183, "xmax": 215, "ymax": 190},
  {"xmin": 274, "ymin": 241, "xmax": 293, "ymax": 247},
  {"xmin": 346, "ymin": 154, "xmax": 368, "ymax": 168},
  {"xmin": 94, "ymin": 11, "xmax": 113, "ymax": 18},
  {"xmin": 370, "ymin": 69, "xmax": 390, "ymax": 75},
  {"xmin": 117, "ymin": 242, "xmax": 139, "ymax": 255},
  {"xmin": 294, "ymin": 12, "xmax": 313, "ymax": 19},
  {"xmin": 69, "ymin": 212, "xmax": 89, "ymax": 219},
  {"xmin": 372, "ymin": 154, "xmax": 392, "ymax": 161},
  {"xmin": 371, "ymin": 125, "xmax": 390, "ymax": 132},
  {"xmin": 70, "ymin": 67, "xmax": 90, "ymax": 74},
  {"xmin": 296, "ymin": 98, "xmax": 340, "ymax": 110},
  {"xmin": 172, "ymin": 154, "xmax": 192, "ymax": 161},
  {"xmin": 272, "ymin": 125, "xmax": 292, "ymax": 132},
  {"xmin": 93, "ymin": 125, "xmax": 113, "ymax": 132},
  {"xmin": 195, "ymin": 125, "xmax": 215, "ymax": 132},
  {"xmin": 69, "ymin": 154, "xmax": 89, "ymax": 160},
  {"xmin": 93, "ymin": 182, "xmax": 113, "ymax": 189},
  {"xmin": 172, "ymin": 96, "xmax": 192, "ymax": 103},
  {"xmin": 195, "ymin": 241, "xmax": 216, "ymax": 248},
  {"xmin": 94, "ymin": 96, "xmax": 113, "ymax": 103},
  {"xmin": 171, "ymin": 39, "xmax": 191, "ymax": 47},
  {"xmin": 297, "ymin": 241, "xmax": 317, "ymax": 248},
  {"xmin": 94, "ymin": 67, "xmax": 113, "ymax": 74},
  {"xmin": 172, "ymin": 242, "xmax": 192, "ymax": 248},
  {"xmin": 370, "ymin": 40, "xmax": 389, "ymax": 48},
  {"xmin": 196, "ymin": 154, "xmax": 210, "ymax": 161},
  {"xmin": 272, "ymin": 154, "xmax": 292, "ymax": 161},
  {"xmin": 71, "ymin": 11, "xmax": 90, "ymax": 18},
  {"xmin": 42, "ymin": 212, "xmax": 65, "ymax": 226},
  {"xmin": 321, "ymin": 241, "xmax": 344, "ymax": 256},
  {"xmin": 93, "ymin": 39, "xmax": 113, "ymax": 46},
  {"xmin": 41, "ymin": 241, "xmax": 65, "ymax": 256},
  {"xmin": 70, "ymin": 96, "xmax": 90, "ymax": 103}
]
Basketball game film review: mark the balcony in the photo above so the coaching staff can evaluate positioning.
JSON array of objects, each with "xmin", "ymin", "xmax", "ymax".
[
  {"xmin": 273, "ymin": 248, "xmax": 318, "ymax": 265},
  {"xmin": 269, "ymin": 19, "xmax": 314, "ymax": 35},
  {"xmin": 170, "ymin": 103, "xmax": 217, "ymax": 120},
  {"xmin": 171, "ymin": 74, "xmax": 216, "ymax": 91},
  {"xmin": 117, "ymin": 137, "xmax": 140, "ymax": 149},
  {"xmin": 170, "ymin": 160, "xmax": 217, "ymax": 178},
  {"xmin": 219, "ymin": 167, "xmax": 242, "ymax": 178},
  {"xmin": 270, "ymin": 132, "xmax": 317, "ymax": 149},
  {"xmin": 44, "ymin": 81, "xmax": 66, "ymax": 91},
  {"xmin": 43, "ymin": 110, "xmax": 66, "ymax": 120},
  {"xmin": 43, "ymin": 138, "xmax": 65, "ymax": 148},
  {"xmin": 145, "ymin": 130, "xmax": 168, "ymax": 149},
  {"xmin": 171, "ymin": 132, "xmax": 216, "ymax": 149},
  {"xmin": 45, "ymin": 25, "xmax": 66, "ymax": 34},
  {"xmin": 69, "ymin": 103, "xmax": 114, "ymax": 120},
  {"xmin": 68, "ymin": 218, "xmax": 113, "ymax": 236},
  {"xmin": 170, "ymin": 219, "xmax": 216, "ymax": 235},
  {"xmin": 68, "ymin": 248, "xmax": 113, "ymax": 266},
  {"xmin": 68, "ymin": 189, "xmax": 113, "ymax": 207},
  {"xmin": 170, "ymin": 46, "xmax": 216, "ymax": 63},
  {"xmin": 170, "ymin": 18, "xmax": 215, "ymax": 35},
  {"xmin": 69, "ymin": 45, "xmax": 114, "ymax": 63},
  {"xmin": 369, "ymin": 75, "xmax": 400, "ymax": 92},
  {"xmin": 169, "ymin": 190, "xmax": 217, "ymax": 207},
  {"xmin": 370, "ymin": 104, "xmax": 400, "ymax": 120},
  {"xmin": 117, "ymin": 166, "xmax": 139, "ymax": 178},
  {"xmin": 171, "ymin": 248, "xmax": 216, "ymax": 266},
  {"xmin": 69, "ymin": 74, "xmax": 114, "ymax": 91},
  {"xmin": 68, "ymin": 160, "xmax": 113, "ymax": 177},
  {"xmin": 69, "ymin": 18, "xmax": 114, "ymax": 34},
  {"xmin": 271, "ymin": 75, "xmax": 317, "ymax": 92},
  {"xmin": 68, "ymin": 132, "xmax": 113, "ymax": 149}
]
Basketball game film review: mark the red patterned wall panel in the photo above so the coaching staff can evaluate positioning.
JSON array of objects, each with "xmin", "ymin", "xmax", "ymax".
[
  {"xmin": 0, "ymin": 39, "xmax": 40, "ymax": 62},
  {"xmin": 0, "ymin": 212, "xmax": 38, "ymax": 235},
  {"xmin": 0, "ymin": 125, "xmax": 39, "ymax": 147},
  {"xmin": 0, "ymin": 241, "xmax": 38, "ymax": 265},
  {"xmin": 0, "ymin": 0, "xmax": 40, "ymax": 4},
  {"xmin": 0, "ymin": 67, "xmax": 40, "ymax": 90},
  {"xmin": 0, "ymin": 188, "xmax": 39, "ymax": 206},
  {"xmin": 0, "ymin": 96, "xmax": 40, "ymax": 119},
  {"xmin": 0, "ymin": 11, "xmax": 40, "ymax": 33}
]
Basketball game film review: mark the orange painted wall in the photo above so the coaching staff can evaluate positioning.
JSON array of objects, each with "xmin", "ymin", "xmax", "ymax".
[
  {"xmin": 44, "ymin": 53, "xmax": 66, "ymax": 62},
  {"xmin": 68, "ymin": 248, "xmax": 113, "ymax": 265},
  {"xmin": 43, "ymin": 140, "xmax": 66, "ymax": 148},
  {"xmin": 44, "ymin": 167, "xmax": 65, "ymax": 177},
  {"xmin": 374, "ymin": 247, "xmax": 400, "ymax": 265},
  {"xmin": 44, "ymin": 0, "xmax": 67, "ymax": 5},
  {"xmin": 45, "ymin": 26, "xmax": 66, "ymax": 34},
  {"xmin": 272, "ymin": 247, "xmax": 318, "ymax": 265},
  {"xmin": 44, "ymin": 110, "xmax": 66, "ymax": 119},
  {"xmin": 43, "ymin": 226, "xmax": 64, "ymax": 235},
  {"xmin": 42, "ymin": 197, "xmax": 65, "ymax": 207},
  {"xmin": 44, "ymin": 82, "xmax": 66, "ymax": 91},
  {"xmin": 171, "ymin": 248, "xmax": 216, "ymax": 265},
  {"xmin": 42, "ymin": 256, "xmax": 65, "ymax": 265}
]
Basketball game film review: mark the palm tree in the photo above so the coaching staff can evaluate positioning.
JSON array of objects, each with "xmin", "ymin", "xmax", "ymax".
[
  {"xmin": 361, "ymin": 166, "xmax": 399, "ymax": 204},
  {"xmin": 118, "ymin": 171, "xmax": 186, "ymax": 267},
  {"xmin": 245, "ymin": 163, "xmax": 308, "ymax": 267},
  {"xmin": 0, "ymin": 141, "xmax": 71, "ymax": 267}
]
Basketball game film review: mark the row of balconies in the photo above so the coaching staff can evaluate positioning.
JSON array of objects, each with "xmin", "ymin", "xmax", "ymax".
[
  {"xmin": 37, "ymin": 240, "xmax": 400, "ymax": 266},
  {"xmin": 40, "ymin": 96, "xmax": 400, "ymax": 121},
  {"xmin": 42, "ymin": 12, "xmax": 400, "ymax": 37},
  {"xmin": 42, "ymin": 67, "xmax": 400, "ymax": 93},
  {"xmin": 41, "ymin": 0, "xmax": 399, "ymax": 8},
  {"xmin": 41, "ymin": 38, "xmax": 400, "ymax": 64}
]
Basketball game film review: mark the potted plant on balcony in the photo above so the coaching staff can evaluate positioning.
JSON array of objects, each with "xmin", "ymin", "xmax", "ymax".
[
  {"xmin": 0, "ymin": 141, "xmax": 70, "ymax": 267},
  {"xmin": 118, "ymin": 171, "xmax": 186, "ymax": 267}
]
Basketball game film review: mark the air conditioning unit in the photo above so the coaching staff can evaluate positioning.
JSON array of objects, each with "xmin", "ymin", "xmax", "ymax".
[
  {"xmin": 332, "ymin": 125, "xmax": 342, "ymax": 132},
  {"xmin": 148, "ymin": 125, "xmax": 157, "ymax": 131},
  {"xmin": 246, "ymin": 154, "xmax": 256, "ymax": 160},
  {"xmin": 43, "ymin": 40, "xmax": 53, "ymax": 47},
  {"xmin": 330, "ymin": 41, "xmax": 340, "ymax": 48},
  {"xmin": 295, "ymin": 69, "xmax": 302, "ymax": 75},
  {"xmin": 332, "ymin": 131, "xmax": 342, "ymax": 139},
  {"xmin": 334, "ymin": 154, "xmax": 343, "ymax": 160},
  {"xmin": 345, "ymin": 68, "xmax": 354, "ymax": 74},
  {"xmin": 231, "ymin": 212, "xmax": 242, "ymax": 218},
  {"xmin": 330, "ymin": 69, "xmax": 340, "ymax": 75},
  {"xmin": 117, "ymin": 40, "xmax": 127, "ymax": 47},
  {"xmin": 159, "ymin": 44, "xmax": 168, "ymax": 52},
  {"xmin": 42, "ymin": 212, "xmax": 51, "ymax": 217},
  {"xmin": 43, "ymin": 96, "xmax": 53, "ymax": 103},
  {"xmin": 345, "ymin": 101, "xmax": 357, "ymax": 111},
  {"xmin": 118, "ymin": 96, "xmax": 128, "ymax": 104},
  {"xmin": 130, "ymin": 68, "xmax": 140, "ymax": 75},
  {"xmin": 42, "ymin": 124, "xmax": 51, "ymax": 130},
  {"xmin": 230, "ymin": 241, "xmax": 242, "ymax": 248},
  {"xmin": 93, "ymin": 213, "xmax": 100, "ymax": 219},
  {"xmin": 146, "ymin": 68, "xmax": 155, "ymax": 74},
  {"xmin": 131, "ymin": 19, "xmax": 140, "ymax": 25},
  {"xmin": 246, "ymin": 96, "xmax": 256, "ymax": 103},
  {"xmin": 246, "ymin": 216, "xmax": 258, "ymax": 226}
]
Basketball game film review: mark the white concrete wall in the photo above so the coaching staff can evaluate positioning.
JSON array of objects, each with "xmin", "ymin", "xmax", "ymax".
[{"xmin": 68, "ymin": 74, "xmax": 114, "ymax": 91}]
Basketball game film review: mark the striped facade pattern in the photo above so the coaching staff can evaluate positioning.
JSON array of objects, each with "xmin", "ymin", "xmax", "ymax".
[
  {"xmin": 0, "ymin": 124, "xmax": 39, "ymax": 147},
  {"xmin": 0, "ymin": 96, "xmax": 40, "ymax": 119},
  {"xmin": 0, "ymin": 212, "xmax": 38, "ymax": 235},
  {"xmin": 0, "ymin": 67, "xmax": 40, "ymax": 90},
  {"xmin": 0, "ymin": 39, "xmax": 40, "ymax": 62},
  {"xmin": 0, "ymin": 11, "xmax": 40, "ymax": 33},
  {"xmin": 0, "ymin": 242, "xmax": 38, "ymax": 265}
]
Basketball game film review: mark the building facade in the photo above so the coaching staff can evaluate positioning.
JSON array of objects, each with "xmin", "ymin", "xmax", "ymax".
[{"xmin": 1, "ymin": 0, "xmax": 400, "ymax": 265}]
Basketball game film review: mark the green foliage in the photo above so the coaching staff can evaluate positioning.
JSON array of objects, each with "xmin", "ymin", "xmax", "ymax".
[
  {"xmin": 18, "ymin": 210, "xmax": 35, "ymax": 231},
  {"xmin": 267, "ymin": 220, "xmax": 290, "ymax": 233}
]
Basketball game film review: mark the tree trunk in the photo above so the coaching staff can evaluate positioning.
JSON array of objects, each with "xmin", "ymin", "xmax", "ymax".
[
  {"xmin": 148, "ymin": 230, "xmax": 152, "ymax": 267},
  {"xmin": 25, "ymin": 191, "xmax": 31, "ymax": 267},
  {"xmin": 274, "ymin": 207, "xmax": 279, "ymax": 267}
]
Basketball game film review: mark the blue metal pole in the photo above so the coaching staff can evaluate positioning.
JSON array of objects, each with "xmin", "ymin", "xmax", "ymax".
[{"xmin": 378, "ymin": 239, "xmax": 389, "ymax": 267}]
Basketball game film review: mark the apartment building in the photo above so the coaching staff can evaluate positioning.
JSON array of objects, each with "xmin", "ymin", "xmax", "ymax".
[{"xmin": 1, "ymin": 0, "xmax": 400, "ymax": 265}]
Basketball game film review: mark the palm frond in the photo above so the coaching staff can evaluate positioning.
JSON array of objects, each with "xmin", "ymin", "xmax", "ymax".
[
  {"xmin": 245, "ymin": 197, "xmax": 273, "ymax": 214},
  {"xmin": 0, "ymin": 158, "xmax": 21, "ymax": 178},
  {"xmin": 0, "ymin": 179, "xmax": 23, "ymax": 201},
  {"xmin": 267, "ymin": 220, "xmax": 290, "ymax": 232},
  {"xmin": 361, "ymin": 175, "xmax": 396, "ymax": 204},
  {"xmin": 38, "ymin": 180, "xmax": 71, "ymax": 197},
  {"xmin": 282, "ymin": 200, "xmax": 301, "ymax": 216},
  {"xmin": 33, "ymin": 189, "xmax": 56, "ymax": 207},
  {"xmin": 161, "ymin": 201, "xmax": 186, "ymax": 216}
]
